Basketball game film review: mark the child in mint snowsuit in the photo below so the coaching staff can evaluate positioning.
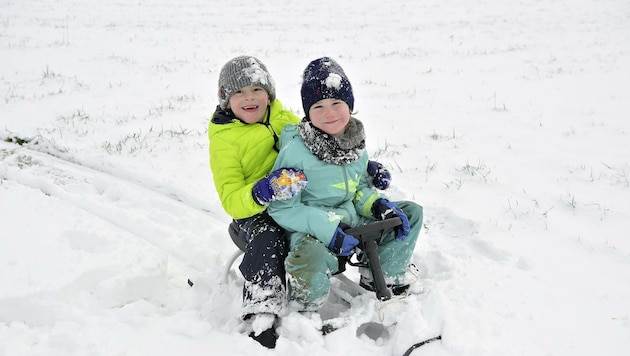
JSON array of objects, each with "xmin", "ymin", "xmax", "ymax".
[{"xmin": 268, "ymin": 57, "xmax": 423, "ymax": 310}]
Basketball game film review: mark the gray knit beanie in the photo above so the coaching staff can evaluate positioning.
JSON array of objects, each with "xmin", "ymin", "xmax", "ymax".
[{"xmin": 217, "ymin": 56, "xmax": 276, "ymax": 110}]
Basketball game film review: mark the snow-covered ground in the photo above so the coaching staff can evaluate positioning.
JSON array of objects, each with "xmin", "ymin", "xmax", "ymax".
[{"xmin": 1, "ymin": 0, "xmax": 629, "ymax": 355}]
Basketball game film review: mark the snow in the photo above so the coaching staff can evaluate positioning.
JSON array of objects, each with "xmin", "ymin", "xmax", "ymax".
[
  {"xmin": 1, "ymin": 0, "xmax": 629, "ymax": 355},
  {"xmin": 241, "ymin": 57, "xmax": 274, "ymax": 88},
  {"xmin": 324, "ymin": 73, "xmax": 343, "ymax": 90}
]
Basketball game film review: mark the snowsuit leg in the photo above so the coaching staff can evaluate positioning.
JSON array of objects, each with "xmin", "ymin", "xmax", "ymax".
[
  {"xmin": 234, "ymin": 212, "xmax": 288, "ymax": 318},
  {"xmin": 370, "ymin": 200, "xmax": 423, "ymax": 284},
  {"xmin": 284, "ymin": 235, "xmax": 339, "ymax": 311}
]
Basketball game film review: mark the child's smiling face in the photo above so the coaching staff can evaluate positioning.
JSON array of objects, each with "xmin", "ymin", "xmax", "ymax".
[
  {"xmin": 308, "ymin": 98, "xmax": 351, "ymax": 137},
  {"xmin": 228, "ymin": 85, "xmax": 270, "ymax": 123}
]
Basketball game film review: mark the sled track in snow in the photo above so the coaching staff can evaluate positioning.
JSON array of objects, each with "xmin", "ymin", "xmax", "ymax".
[
  {"xmin": 3, "ymin": 142, "xmax": 219, "ymax": 214},
  {"xmin": 0, "ymin": 142, "xmax": 227, "ymax": 273}
]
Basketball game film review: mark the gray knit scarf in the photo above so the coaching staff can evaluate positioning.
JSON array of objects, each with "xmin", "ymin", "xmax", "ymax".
[{"xmin": 297, "ymin": 117, "xmax": 366, "ymax": 164}]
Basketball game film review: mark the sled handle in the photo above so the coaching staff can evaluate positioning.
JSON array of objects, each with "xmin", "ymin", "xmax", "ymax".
[
  {"xmin": 343, "ymin": 217, "xmax": 402, "ymax": 240},
  {"xmin": 345, "ymin": 217, "xmax": 402, "ymax": 301}
]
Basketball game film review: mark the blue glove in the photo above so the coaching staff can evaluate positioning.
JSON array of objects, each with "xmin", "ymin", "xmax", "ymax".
[
  {"xmin": 252, "ymin": 168, "xmax": 308, "ymax": 205},
  {"xmin": 367, "ymin": 160, "xmax": 391, "ymax": 190},
  {"xmin": 372, "ymin": 199, "xmax": 410, "ymax": 241},
  {"xmin": 328, "ymin": 223, "xmax": 360, "ymax": 256}
]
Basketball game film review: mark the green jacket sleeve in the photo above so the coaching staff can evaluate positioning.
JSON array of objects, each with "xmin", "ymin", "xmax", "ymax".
[{"xmin": 209, "ymin": 133, "xmax": 267, "ymax": 219}]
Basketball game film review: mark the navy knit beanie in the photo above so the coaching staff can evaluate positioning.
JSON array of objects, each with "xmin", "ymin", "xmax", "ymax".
[
  {"xmin": 300, "ymin": 57, "xmax": 354, "ymax": 116},
  {"xmin": 217, "ymin": 56, "xmax": 276, "ymax": 110}
]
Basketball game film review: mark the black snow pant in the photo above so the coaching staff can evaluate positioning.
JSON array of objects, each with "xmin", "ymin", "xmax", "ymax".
[{"xmin": 234, "ymin": 212, "xmax": 288, "ymax": 318}]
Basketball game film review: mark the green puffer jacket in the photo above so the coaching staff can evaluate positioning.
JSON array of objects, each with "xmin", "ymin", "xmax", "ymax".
[
  {"xmin": 208, "ymin": 99, "xmax": 300, "ymax": 219},
  {"xmin": 267, "ymin": 124, "xmax": 382, "ymax": 248}
]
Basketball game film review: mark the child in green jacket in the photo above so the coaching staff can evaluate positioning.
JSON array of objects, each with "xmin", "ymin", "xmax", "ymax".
[
  {"xmin": 268, "ymin": 57, "xmax": 423, "ymax": 311},
  {"xmin": 209, "ymin": 56, "xmax": 307, "ymax": 348}
]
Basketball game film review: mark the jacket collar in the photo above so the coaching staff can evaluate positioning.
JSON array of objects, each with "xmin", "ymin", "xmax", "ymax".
[{"xmin": 211, "ymin": 105, "xmax": 271, "ymax": 125}]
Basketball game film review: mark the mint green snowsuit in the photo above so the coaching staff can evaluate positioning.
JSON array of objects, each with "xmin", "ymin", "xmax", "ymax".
[{"xmin": 267, "ymin": 124, "xmax": 423, "ymax": 309}]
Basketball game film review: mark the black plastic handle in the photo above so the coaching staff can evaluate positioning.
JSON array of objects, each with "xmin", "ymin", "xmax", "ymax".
[
  {"xmin": 345, "ymin": 217, "xmax": 402, "ymax": 301},
  {"xmin": 344, "ymin": 217, "xmax": 402, "ymax": 241}
]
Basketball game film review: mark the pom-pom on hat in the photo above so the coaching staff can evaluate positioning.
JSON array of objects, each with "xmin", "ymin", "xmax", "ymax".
[
  {"xmin": 217, "ymin": 56, "xmax": 276, "ymax": 110},
  {"xmin": 300, "ymin": 57, "xmax": 354, "ymax": 116}
]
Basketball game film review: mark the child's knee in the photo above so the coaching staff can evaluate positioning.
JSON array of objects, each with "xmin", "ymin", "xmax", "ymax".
[
  {"xmin": 285, "ymin": 236, "xmax": 338, "ymax": 307},
  {"xmin": 399, "ymin": 201, "xmax": 423, "ymax": 225},
  {"xmin": 287, "ymin": 271, "xmax": 331, "ymax": 309}
]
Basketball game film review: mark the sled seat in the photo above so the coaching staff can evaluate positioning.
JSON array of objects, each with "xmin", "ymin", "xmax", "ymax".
[
  {"xmin": 222, "ymin": 220, "xmax": 340, "ymax": 284},
  {"xmin": 224, "ymin": 220, "xmax": 348, "ymax": 277},
  {"xmin": 221, "ymin": 221, "xmax": 246, "ymax": 283},
  {"xmin": 228, "ymin": 221, "xmax": 247, "ymax": 252}
]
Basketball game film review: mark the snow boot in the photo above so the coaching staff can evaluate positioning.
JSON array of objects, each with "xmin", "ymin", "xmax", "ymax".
[
  {"xmin": 359, "ymin": 263, "xmax": 422, "ymax": 296},
  {"xmin": 359, "ymin": 276, "xmax": 410, "ymax": 296},
  {"xmin": 249, "ymin": 327, "xmax": 278, "ymax": 348},
  {"xmin": 247, "ymin": 313, "xmax": 278, "ymax": 348}
]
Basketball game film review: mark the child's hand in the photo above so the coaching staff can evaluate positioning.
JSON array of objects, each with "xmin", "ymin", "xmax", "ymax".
[
  {"xmin": 328, "ymin": 223, "xmax": 359, "ymax": 256},
  {"xmin": 372, "ymin": 199, "xmax": 410, "ymax": 241},
  {"xmin": 367, "ymin": 160, "xmax": 391, "ymax": 190},
  {"xmin": 252, "ymin": 168, "xmax": 308, "ymax": 205}
]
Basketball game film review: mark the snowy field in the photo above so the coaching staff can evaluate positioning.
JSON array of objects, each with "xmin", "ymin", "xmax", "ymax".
[{"xmin": 1, "ymin": 0, "xmax": 629, "ymax": 355}]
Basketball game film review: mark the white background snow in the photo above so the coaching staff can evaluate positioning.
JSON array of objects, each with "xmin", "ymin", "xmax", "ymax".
[{"xmin": 1, "ymin": 0, "xmax": 629, "ymax": 355}]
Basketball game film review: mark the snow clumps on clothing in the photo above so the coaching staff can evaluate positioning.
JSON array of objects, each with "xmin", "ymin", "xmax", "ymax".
[
  {"xmin": 300, "ymin": 57, "xmax": 354, "ymax": 115},
  {"xmin": 217, "ymin": 55, "xmax": 276, "ymax": 110}
]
